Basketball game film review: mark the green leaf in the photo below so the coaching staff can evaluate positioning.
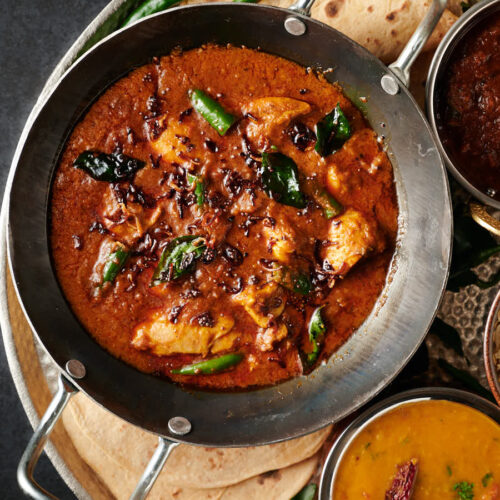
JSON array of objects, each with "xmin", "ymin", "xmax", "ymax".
[
  {"xmin": 438, "ymin": 359, "xmax": 495, "ymax": 403},
  {"xmin": 151, "ymin": 236, "xmax": 206, "ymax": 286},
  {"xmin": 74, "ymin": 150, "xmax": 145, "ymax": 182},
  {"xmin": 315, "ymin": 104, "xmax": 351, "ymax": 157},
  {"xmin": 122, "ymin": 0, "xmax": 183, "ymax": 27},
  {"xmin": 453, "ymin": 481, "xmax": 474, "ymax": 500},
  {"xmin": 482, "ymin": 472, "xmax": 493, "ymax": 488},
  {"xmin": 291, "ymin": 483, "xmax": 317, "ymax": 500},
  {"xmin": 259, "ymin": 152, "xmax": 306, "ymax": 208},
  {"xmin": 431, "ymin": 318, "xmax": 466, "ymax": 360}
]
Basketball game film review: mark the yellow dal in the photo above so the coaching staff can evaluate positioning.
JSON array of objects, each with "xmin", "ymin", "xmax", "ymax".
[{"xmin": 332, "ymin": 400, "xmax": 500, "ymax": 499}]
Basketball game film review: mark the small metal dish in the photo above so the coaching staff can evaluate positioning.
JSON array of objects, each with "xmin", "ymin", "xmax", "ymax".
[
  {"xmin": 485, "ymin": 290, "xmax": 500, "ymax": 405},
  {"xmin": 426, "ymin": 0, "xmax": 500, "ymax": 235},
  {"xmin": 318, "ymin": 387, "xmax": 500, "ymax": 499}
]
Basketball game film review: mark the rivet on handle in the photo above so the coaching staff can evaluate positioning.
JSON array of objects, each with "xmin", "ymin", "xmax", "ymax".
[
  {"xmin": 381, "ymin": 74, "xmax": 400, "ymax": 96},
  {"xmin": 65, "ymin": 359, "xmax": 86, "ymax": 379},
  {"xmin": 168, "ymin": 416, "xmax": 192, "ymax": 436},
  {"xmin": 284, "ymin": 16, "xmax": 307, "ymax": 36}
]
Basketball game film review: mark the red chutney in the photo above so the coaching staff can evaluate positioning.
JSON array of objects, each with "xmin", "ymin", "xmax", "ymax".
[{"xmin": 438, "ymin": 12, "xmax": 500, "ymax": 201}]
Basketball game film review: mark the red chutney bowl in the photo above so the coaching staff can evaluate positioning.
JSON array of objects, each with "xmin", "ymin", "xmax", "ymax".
[{"xmin": 427, "ymin": 0, "xmax": 500, "ymax": 236}]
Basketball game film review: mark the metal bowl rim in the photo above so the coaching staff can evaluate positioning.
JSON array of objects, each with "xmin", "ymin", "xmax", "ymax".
[
  {"xmin": 5, "ymin": 2, "xmax": 452, "ymax": 445},
  {"xmin": 484, "ymin": 290, "xmax": 500, "ymax": 405},
  {"xmin": 425, "ymin": 0, "xmax": 500, "ymax": 210},
  {"xmin": 319, "ymin": 386, "xmax": 500, "ymax": 500}
]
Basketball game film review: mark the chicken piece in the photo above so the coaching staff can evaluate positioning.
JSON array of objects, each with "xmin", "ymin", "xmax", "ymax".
[
  {"xmin": 99, "ymin": 186, "xmax": 162, "ymax": 246},
  {"xmin": 150, "ymin": 119, "xmax": 195, "ymax": 164},
  {"xmin": 263, "ymin": 222, "xmax": 296, "ymax": 264},
  {"xmin": 132, "ymin": 313, "xmax": 237, "ymax": 356},
  {"xmin": 326, "ymin": 128, "xmax": 388, "ymax": 198},
  {"xmin": 322, "ymin": 208, "xmax": 385, "ymax": 277},
  {"xmin": 233, "ymin": 282, "xmax": 287, "ymax": 351},
  {"xmin": 244, "ymin": 97, "xmax": 311, "ymax": 146}
]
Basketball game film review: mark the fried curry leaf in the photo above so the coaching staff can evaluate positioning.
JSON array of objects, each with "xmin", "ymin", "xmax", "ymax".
[
  {"xmin": 315, "ymin": 104, "xmax": 352, "ymax": 157},
  {"xmin": 187, "ymin": 173, "xmax": 205, "ymax": 206},
  {"xmin": 151, "ymin": 235, "xmax": 206, "ymax": 286},
  {"xmin": 277, "ymin": 267, "xmax": 312, "ymax": 295},
  {"xmin": 258, "ymin": 152, "xmax": 306, "ymax": 208},
  {"xmin": 291, "ymin": 483, "xmax": 317, "ymax": 500},
  {"xmin": 307, "ymin": 306, "xmax": 326, "ymax": 364},
  {"xmin": 171, "ymin": 353, "xmax": 244, "ymax": 375},
  {"xmin": 102, "ymin": 244, "xmax": 130, "ymax": 284},
  {"xmin": 74, "ymin": 150, "xmax": 145, "ymax": 182}
]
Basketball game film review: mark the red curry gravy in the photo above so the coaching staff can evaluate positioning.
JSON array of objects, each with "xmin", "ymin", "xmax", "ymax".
[
  {"xmin": 438, "ymin": 12, "xmax": 500, "ymax": 201},
  {"xmin": 50, "ymin": 45, "xmax": 398, "ymax": 389}
]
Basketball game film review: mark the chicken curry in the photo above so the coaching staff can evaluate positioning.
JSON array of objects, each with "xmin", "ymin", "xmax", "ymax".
[{"xmin": 50, "ymin": 45, "xmax": 398, "ymax": 389}]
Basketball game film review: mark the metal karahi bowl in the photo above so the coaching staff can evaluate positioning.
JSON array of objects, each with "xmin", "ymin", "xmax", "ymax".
[
  {"xmin": 485, "ymin": 290, "xmax": 500, "ymax": 405},
  {"xmin": 318, "ymin": 387, "xmax": 500, "ymax": 500}
]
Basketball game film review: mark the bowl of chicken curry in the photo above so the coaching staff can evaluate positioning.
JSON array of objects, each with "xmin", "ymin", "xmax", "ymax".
[{"xmin": 50, "ymin": 45, "xmax": 398, "ymax": 390}]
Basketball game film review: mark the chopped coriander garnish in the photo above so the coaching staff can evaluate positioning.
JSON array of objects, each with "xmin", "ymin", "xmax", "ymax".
[
  {"xmin": 447, "ymin": 465, "xmax": 453, "ymax": 476},
  {"xmin": 482, "ymin": 472, "xmax": 493, "ymax": 487},
  {"xmin": 364, "ymin": 441, "xmax": 371, "ymax": 450},
  {"xmin": 453, "ymin": 481, "xmax": 474, "ymax": 500}
]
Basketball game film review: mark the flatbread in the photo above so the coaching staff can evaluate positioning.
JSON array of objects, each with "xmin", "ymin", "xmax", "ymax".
[
  {"xmin": 62, "ymin": 403, "xmax": 319, "ymax": 500},
  {"xmin": 312, "ymin": 0, "xmax": 458, "ymax": 63},
  {"xmin": 182, "ymin": 0, "xmax": 458, "ymax": 63},
  {"xmin": 62, "ymin": 393, "xmax": 331, "ymax": 489}
]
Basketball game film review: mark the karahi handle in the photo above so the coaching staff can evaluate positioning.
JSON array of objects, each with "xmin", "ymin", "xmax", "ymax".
[
  {"xmin": 129, "ymin": 437, "xmax": 179, "ymax": 500},
  {"xmin": 17, "ymin": 374, "xmax": 78, "ymax": 500},
  {"xmin": 381, "ymin": 0, "xmax": 448, "ymax": 93}
]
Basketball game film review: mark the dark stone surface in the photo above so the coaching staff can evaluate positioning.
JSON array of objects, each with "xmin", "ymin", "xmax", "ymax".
[{"xmin": 0, "ymin": 1, "xmax": 109, "ymax": 498}]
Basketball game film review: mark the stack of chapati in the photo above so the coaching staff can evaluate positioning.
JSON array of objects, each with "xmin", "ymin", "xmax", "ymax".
[
  {"xmin": 63, "ymin": 394, "xmax": 331, "ymax": 499},
  {"xmin": 61, "ymin": 1, "xmax": 461, "ymax": 497}
]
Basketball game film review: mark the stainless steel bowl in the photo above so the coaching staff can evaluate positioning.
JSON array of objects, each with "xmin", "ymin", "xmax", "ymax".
[
  {"xmin": 318, "ymin": 387, "xmax": 500, "ymax": 500},
  {"xmin": 426, "ymin": 0, "xmax": 500, "ymax": 235},
  {"xmin": 485, "ymin": 290, "xmax": 500, "ymax": 405}
]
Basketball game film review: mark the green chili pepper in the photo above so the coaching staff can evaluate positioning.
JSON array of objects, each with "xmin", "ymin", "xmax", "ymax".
[
  {"xmin": 318, "ymin": 189, "xmax": 343, "ymax": 219},
  {"xmin": 151, "ymin": 235, "xmax": 206, "ymax": 286},
  {"xmin": 74, "ymin": 151, "xmax": 145, "ymax": 182},
  {"xmin": 259, "ymin": 152, "xmax": 306, "ymax": 209},
  {"xmin": 307, "ymin": 306, "xmax": 326, "ymax": 364},
  {"xmin": 172, "ymin": 353, "xmax": 244, "ymax": 375},
  {"xmin": 187, "ymin": 174, "xmax": 205, "ymax": 207},
  {"xmin": 189, "ymin": 89, "xmax": 236, "ymax": 136},
  {"xmin": 315, "ymin": 104, "xmax": 351, "ymax": 157},
  {"xmin": 122, "ymin": 0, "xmax": 183, "ymax": 27},
  {"xmin": 291, "ymin": 484, "xmax": 317, "ymax": 500},
  {"xmin": 102, "ymin": 245, "xmax": 129, "ymax": 284}
]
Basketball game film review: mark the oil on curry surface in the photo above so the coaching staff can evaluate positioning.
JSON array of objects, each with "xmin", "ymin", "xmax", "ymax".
[{"xmin": 50, "ymin": 45, "xmax": 398, "ymax": 389}]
